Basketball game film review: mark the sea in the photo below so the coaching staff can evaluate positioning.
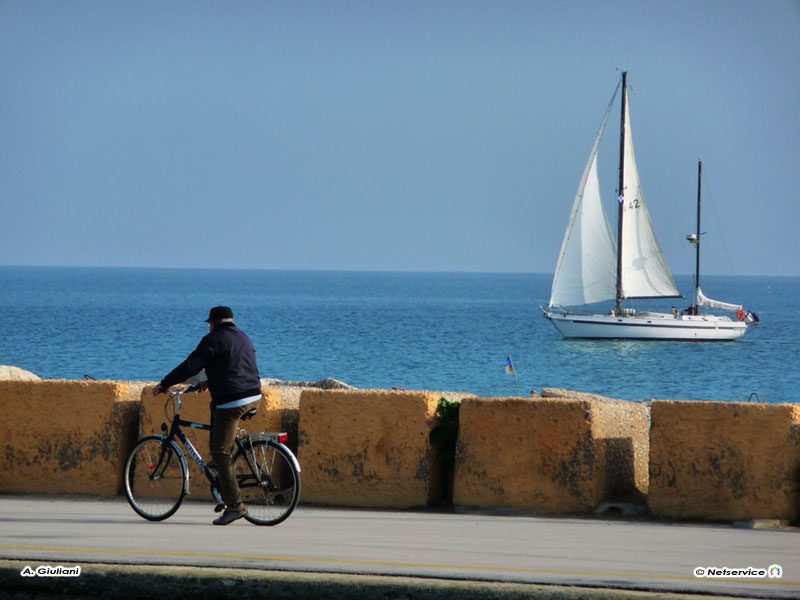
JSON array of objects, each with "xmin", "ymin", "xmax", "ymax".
[{"xmin": 1, "ymin": 266, "xmax": 797, "ymax": 404}]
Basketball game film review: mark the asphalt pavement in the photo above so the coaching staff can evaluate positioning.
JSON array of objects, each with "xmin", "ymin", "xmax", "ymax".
[{"xmin": 0, "ymin": 495, "xmax": 798, "ymax": 599}]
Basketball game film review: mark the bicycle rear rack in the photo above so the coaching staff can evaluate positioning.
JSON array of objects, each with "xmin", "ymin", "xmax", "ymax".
[{"xmin": 242, "ymin": 432, "xmax": 289, "ymax": 444}]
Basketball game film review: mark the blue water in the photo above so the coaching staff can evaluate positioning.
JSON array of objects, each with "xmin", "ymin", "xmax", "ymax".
[{"xmin": 1, "ymin": 266, "xmax": 797, "ymax": 403}]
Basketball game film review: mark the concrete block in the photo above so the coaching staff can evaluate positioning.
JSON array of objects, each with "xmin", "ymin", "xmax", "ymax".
[
  {"xmin": 589, "ymin": 397, "xmax": 650, "ymax": 501},
  {"xmin": 542, "ymin": 388, "xmax": 650, "ymax": 500},
  {"xmin": 0, "ymin": 380, "xmax": 139, "ymax": 496},
  {"xmin": 298, "ymin": 389, "xmax": 441, "ymax": 508},
  {"xmin": 648, "ymin": 400, "xmax": 800, "ymax": 521},
  {"xmin": 453, "ymin": 397, "xmax": 606, "ymax": 513}
]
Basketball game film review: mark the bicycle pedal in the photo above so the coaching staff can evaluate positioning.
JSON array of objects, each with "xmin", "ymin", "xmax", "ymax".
[{"xmin": 214, "ymin": 503, "xmax": 226, "ymax": 513}]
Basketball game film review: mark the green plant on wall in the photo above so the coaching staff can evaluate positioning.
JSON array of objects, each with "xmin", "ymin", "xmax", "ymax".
[{"xmin": 429, "ymin": 397, "xmax": 460, "ymax": 505}]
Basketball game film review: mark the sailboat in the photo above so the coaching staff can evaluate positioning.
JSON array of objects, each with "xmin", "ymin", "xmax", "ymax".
[{"xmin": 542, "ymin": 72, "xmax": 758, "ymax": 341}]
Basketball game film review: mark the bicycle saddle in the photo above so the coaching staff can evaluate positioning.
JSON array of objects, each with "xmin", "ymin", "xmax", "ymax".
[{"xmin": 241, "ymin": 407, "xmax": 258, "ymax": 421}]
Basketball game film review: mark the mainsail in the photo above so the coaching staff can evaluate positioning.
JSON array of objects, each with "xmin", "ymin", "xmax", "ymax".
[
  {"xmin": 549, "ymin": 87, "xmax": 618, "ymax": 308},
  {"xmin": 619, "ymin": 96, "xmax": 681, "ymax": 300},
  {"xmin": 549, "ymin": 79, "xmax": 680, "ymax": 308}
]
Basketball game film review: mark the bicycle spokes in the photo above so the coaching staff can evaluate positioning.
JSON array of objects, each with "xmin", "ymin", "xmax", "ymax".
[
  {"xmin": 233, "ymin": 439, "xmax": 299, "ymax": 526},
  {"xmin": 124, "ymin": 437, "xmax": 187, "ymax": 521}
]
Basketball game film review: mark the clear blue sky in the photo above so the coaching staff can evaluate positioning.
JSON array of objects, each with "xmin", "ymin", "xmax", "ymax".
[{"xmin": 1, "ymin": 1, "xmax": 798, "ymax": 276}]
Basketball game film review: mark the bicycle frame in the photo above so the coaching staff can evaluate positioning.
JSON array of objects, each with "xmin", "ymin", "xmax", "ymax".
[
  {"xmin": 152, "ymin": 391, "xmax": 223, "ymax": 503},
  {"xmin": 148, "ymin": 386, "xmax": 301, "ymax": 505}
]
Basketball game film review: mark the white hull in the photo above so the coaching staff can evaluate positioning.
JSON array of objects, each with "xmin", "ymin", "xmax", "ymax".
[{"xmin": 544, "ymin": 311, "xmax": 747, "ymax": 341}]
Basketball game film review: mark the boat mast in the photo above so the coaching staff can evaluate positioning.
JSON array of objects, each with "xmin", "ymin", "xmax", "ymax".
[
  {"xmin": 695, "ymin": 159, "xmax": 702, "ymax": 310},
  {"xmin": 615, "ymin": 71, "xmax": 627, "ymax": 316}
]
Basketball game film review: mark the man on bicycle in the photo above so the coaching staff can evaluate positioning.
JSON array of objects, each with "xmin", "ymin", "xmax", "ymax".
[{"xmin": 152, "ymin": 306, "xmax": 262, "ymax": 525}]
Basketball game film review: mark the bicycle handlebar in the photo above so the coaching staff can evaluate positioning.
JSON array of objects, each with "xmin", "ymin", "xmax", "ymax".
[
  {"xmin": 163, "ymin": 382, "xmax": 204, "ymax": 420},
  {"xmin": 168, "ymin": 382, "xmax": 204, "ymax": 396}
]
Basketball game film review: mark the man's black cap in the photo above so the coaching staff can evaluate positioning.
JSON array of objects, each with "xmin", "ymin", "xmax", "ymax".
[{"xmin": 205, "ymin": 306, "xmax": 234, "ymax": 322}]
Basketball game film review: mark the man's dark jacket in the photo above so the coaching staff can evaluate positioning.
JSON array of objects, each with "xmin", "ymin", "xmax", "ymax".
[{"xmin": 159, "ymin": 322, "xmax": 261, "ymax": 407}]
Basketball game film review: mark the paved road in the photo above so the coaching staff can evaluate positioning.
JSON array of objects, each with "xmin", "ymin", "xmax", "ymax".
[{"xmin": 0, "ymin": 496, "xmax": 798, "ymax": 598}]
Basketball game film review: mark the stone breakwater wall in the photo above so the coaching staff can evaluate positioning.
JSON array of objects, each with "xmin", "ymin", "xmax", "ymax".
[{"xmin": 0, "ymin": 379, "xmax": 798, "ymax": 523}]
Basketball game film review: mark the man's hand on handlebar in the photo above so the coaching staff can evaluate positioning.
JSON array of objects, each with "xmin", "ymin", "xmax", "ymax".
[{"xmin": 152, "ymin": 383, "xmax": 165, "ymax": 397}]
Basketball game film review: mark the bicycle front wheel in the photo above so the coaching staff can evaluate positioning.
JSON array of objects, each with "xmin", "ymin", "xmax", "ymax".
[
  {"xmin": 124, "ymin": 436, "xmax": 187, "ymax": 521},
  {"xmin": 233, "ymin": 439, "xmax": 300, "ymax": 526}
]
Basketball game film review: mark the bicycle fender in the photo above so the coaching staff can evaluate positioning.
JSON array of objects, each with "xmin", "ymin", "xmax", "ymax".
[{"xmin": 267, "ymin": 439, "xmax": 301, "ymax": 472}]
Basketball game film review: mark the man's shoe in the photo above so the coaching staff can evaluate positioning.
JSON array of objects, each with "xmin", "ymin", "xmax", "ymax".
[{"xmin": 212, "ymin": 507, "xmax": 246, "ymax": 526}]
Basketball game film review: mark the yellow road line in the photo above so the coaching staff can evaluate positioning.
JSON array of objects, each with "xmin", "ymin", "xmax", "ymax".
[{"xmin": 1, "ymin": 545, "xmax": 797, "ymax": 587}]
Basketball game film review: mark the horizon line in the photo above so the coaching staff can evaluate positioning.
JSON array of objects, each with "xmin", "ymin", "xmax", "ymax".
[{"xmin": 0, "ymin": 263, "xmax": 796, "ymax": 279}]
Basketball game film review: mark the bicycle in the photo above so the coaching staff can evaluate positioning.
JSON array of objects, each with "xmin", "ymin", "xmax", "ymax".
[{"xmin": 124, "ymin": 383, "xmax": 301, "ymax": 525}]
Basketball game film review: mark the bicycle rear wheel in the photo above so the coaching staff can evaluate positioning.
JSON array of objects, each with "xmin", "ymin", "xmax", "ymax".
[
  {"xmin": 233, "ymin": 439, "xmax": 300, "ymax": 526},
  {"xmin": 125, "ymin": 436, "xmax": 187, "ymax": 521}
]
